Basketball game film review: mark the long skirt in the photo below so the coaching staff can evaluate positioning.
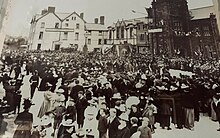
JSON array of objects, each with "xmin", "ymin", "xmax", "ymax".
[
  {"xmin": 184, "ymin": 108, "xmax": 195, "ymax": 129},
  {"xmin": 211, "ymin": 101, "xmax": 217, "ymax": 121},
  {"xmin": 37, "ymin": 100, "xmax": 51, "ymax": 118}
]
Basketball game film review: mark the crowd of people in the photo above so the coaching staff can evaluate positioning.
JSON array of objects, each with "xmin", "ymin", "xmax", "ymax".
[{"xmin": 0, "ymin": 50, "xmax": 220, "ymax": 138}]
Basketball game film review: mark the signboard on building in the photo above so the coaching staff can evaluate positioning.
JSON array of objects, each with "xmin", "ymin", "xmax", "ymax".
[{"xmin": 148, "ymin": 28, "xmax": 163, "ymax": 33}]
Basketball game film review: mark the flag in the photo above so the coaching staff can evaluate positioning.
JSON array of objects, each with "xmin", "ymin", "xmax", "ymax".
[{"xmin": 102, "ymin": 45, "xmax": 114, "ymax": 54}]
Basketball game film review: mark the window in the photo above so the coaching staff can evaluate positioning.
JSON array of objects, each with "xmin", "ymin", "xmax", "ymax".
[
  {"xmin": 88, "ymin": 39, "xmax": 91, "ymax": 45},
  {"xmin": 39, "ymin": 32, "xmax": 43, "ymax": 39},
  {"xmin": 109, "ymin": 31, "xmax": 112, "ymax": 39},
  {"xmin": 37, "ymin": 44, "xmax": 41, "ymax": 50},
  {"xmin": 55, "ymin": 23, "xmax": 59, "ymax": 28},
  {"xmin": 76, "ymin": 24, "xmax": 80, "ymax": 29},
  {"xmin": 98, "ymin": 39, "xmax": 102, "ymax": 45},
  {"xmin": 66, "ymin": 19, "xmax": 69, "ymax": 21},
  {"xmin": 72, "ymin": 17, "xmax": 76, "ymax": 20},
  {"xmin": 140, "ymin": 34, "xmax": 145, "ymax": 41},
  {"xmin": 63, "ymin": 32, "xmax": 68, "ymax": 40},
  {"xmin": 55, "ymin": 44, "xmax": 60, "ymax": 50},
  {"xmin": 75, "ymin": 32, "xmax": 79, "ymax": 40},
  {"xmin": 116, "ymin": 27, "xmax": 120, "ymax": 39},
  {"xmin": 121, "ymin": 26, "xmax": 124, "ymax": 39},
  {"xmin": 65, "ymin": 23, "xmax": 69, "ymax": 27},
  {"xmin": 104, "ymin": 39, "xmax": 107, "ymax": 44},
  {"xmin": 130, "ymin": 28, "xmax": 133, "ymax": 38},
  {"xmin": 203, "ymin": 26, "xmax": 211, "ymax": 36},
  {"xmin": 99, "ymin": 31, "xmax": 102, "ymax": 35},
  {"xmin": 41, "ymin": 22, "xmax": 45, "ymax": 28}
]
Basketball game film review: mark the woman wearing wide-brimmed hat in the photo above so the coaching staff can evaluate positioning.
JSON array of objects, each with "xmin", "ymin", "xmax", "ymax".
[
  {"xmin": 13, "ymin": 99, "xmax": 34, "ymax": 138},
  {"xmin": 116, "ymin": 113, "xmax": 130, "ymax": 138}
]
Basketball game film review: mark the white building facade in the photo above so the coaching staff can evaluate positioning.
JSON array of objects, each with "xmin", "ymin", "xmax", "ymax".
[{"xmin": 28, "ymin": 7, "xmax": 107, "ymax": 51}]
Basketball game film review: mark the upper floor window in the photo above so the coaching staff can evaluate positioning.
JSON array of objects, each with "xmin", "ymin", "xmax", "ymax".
[
  {"xmin": 65, "ymin": 23, "xmax": 69, "ymax": 27},
  {"xmin": 66, "ymin": 19, "xmax": 69, "ymax": 21},
  {"xmin": 39, "ymin": 32, "xmax": 43, "ymax": 39},
  {"xmin": 121, "ymin": 26, "xmax": 124, "ymax": 39},
  {"xmin": 41, "ymin": 22, "xmax": 45, "ymax": 28},
  {"xmin": 98, "ymin": 39, "xmax": 102, "ymax": 45},
  {"xmin": 88, "ymin": 39, "xmax": 91, "ymax": 45},
  {"xmin": 75, "ymin": 32, "xmax": 79, "ymax": 40},
  {"xmin": 55, "ymin": 23, "xmax": 59, "ymax": 28},
  {"xmin": 63, "ymin": 32, "xmax": 68, "ymax": 40},
  {"xmin": 76, "ymin": 23, "xmax": 80, "ymax": 29}
]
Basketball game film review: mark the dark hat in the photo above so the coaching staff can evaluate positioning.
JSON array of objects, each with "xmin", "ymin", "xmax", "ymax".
[{"xmin": 22, "ymin": 99, "xmax": 34, "ymax": 109}]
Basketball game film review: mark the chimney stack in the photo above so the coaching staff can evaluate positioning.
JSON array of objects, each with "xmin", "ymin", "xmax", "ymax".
[
  {"xmin": 80, "ymin": 13, "xmax": 84, "ymax": 19},
  {"xmin": 41, "ymin": 9, "xmax": 48, "ymax": 15},
  {"xmin": 94, "ymin": 18, "xmax": 99, "ymax": 24},
  {"xmin": 100, "ymin": 16, "xmax": 105, "ymax": 25},
  {"xmin": 48, "ymin": 7, "xmax": 55, "ymax": 13}
]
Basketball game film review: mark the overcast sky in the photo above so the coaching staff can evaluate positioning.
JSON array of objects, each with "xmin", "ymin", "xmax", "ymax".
[{"xmin": 6, "ymin": 0, "xmax": 213, "ymax": 37}]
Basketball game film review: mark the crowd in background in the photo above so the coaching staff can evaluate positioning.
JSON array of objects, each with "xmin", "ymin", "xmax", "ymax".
[{"xmin": 0, "ymin": 50, "xmax": 220, "ymax": 138}]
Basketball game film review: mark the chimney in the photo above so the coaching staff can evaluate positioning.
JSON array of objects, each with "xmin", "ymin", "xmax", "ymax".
[
  {"xmin": 80, "ymin": 13, "xmax": 84, "ymax": 19},
  {"xmin": 48, "ymin": 7, "xmax": 55, "ymax": 13},
  {"xmin": 94, "ymin": 18, "xmax": 98, "ymax": 24},
  {"xmin": 41, "ymin": 9, "xmax": 48, "ymax": 15},
  {"xmin": 100, "ymin": 16, "xmax": 105, "ymax": 25}
]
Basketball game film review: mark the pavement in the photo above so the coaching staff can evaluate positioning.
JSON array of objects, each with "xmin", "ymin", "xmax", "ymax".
[{"xmin": 0, "ymin": 69, "xmax": 220, "ymax": 138}]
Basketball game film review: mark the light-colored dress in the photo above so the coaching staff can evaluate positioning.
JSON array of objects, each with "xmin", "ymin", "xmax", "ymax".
[
  {"xmin": 83, "ymin": 105, "xmax": 98, "ymax": 136},
  {"xmin": 37, "ymin": 91, "xmax": 53, "ymax": 118}
]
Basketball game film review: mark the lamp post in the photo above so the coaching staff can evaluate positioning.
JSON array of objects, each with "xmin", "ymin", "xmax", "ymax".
[{"xmin": 83, "ymin": 31, "xmax": 89, "ymax": 54}]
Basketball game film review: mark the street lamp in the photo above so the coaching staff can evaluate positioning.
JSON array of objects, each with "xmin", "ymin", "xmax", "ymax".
[{"xmin": 83, "ymin": 31, "xmax": 89, "ymax": 54}]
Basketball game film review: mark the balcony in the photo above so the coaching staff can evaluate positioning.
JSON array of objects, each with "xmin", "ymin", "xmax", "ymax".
[{"xmin": 45, "ymin": 28, "xmax": 75, "ymax": 32}]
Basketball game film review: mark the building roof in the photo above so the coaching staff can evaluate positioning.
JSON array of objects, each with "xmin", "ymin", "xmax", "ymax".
[
  {"xmin": 108, "ymin": 17, "xmax": 152, "ymax": 28},
  {"xmin": 190, "ymin": 5, "xmax": 215, "ymax": 20},
  {"xmin": 32, "ymin": 10, "xmax": 86, "ymax": 23},
  {"xmin": 85, "ymin": 23, "xmax": 107, "ymax": 31},
  {"xmin": 56, "ymin": 13, "xmax": 70, "ymax": 20}
]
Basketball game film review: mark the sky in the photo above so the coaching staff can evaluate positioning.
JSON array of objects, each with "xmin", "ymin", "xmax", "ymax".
[{"xmin": 5, "ymin": 0, "xmax": 214, "ymax": 37}]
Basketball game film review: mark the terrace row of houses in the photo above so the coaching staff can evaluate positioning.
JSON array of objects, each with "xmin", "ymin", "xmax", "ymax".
[{"xmin": 28, "ymin": 2, "xmax": 220, "ymax": 58}]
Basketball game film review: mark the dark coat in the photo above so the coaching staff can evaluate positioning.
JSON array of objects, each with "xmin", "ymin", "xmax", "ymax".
[
  {"xmin": 116, "ymin": 127, "xmax": 130, "ymax": 138},
  {"xmin": 108, "ymin": 117, "xmax": 120, "ymax": 138},
  {"xmin": 98, "ymin": 116, "xmax": 108, "ymax": 133},
  {"xmin": 70, "ymin": 85, "xmax": 84, "ymax": 101}
]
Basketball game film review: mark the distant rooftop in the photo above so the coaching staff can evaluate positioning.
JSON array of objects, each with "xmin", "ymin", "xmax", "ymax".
[
  {"xmin": 85, "ymin": 23, "xmax": 107, "ymax": 31},
  {"xmin": 190, "ymin": 5, "xmax": 215, "ymax": 20}
]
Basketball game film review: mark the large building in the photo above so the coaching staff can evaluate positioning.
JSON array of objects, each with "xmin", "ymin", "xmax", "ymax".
[
  {"xmin": 212, "ymin": 0, "xmax": 220, "ymax": 35},
  {"xmin": 28, "ymin": 7, "xmax": 107, "ymax": 51},
  {"xmin": 107, "ymin": 17, "xmax": 153, "ymax": 55},
  {"xmin": 190, "ymin": 5, "xmax": 220, "ymax": 59},
  {"xmin": 150, "ymin": 0, "xmax": 191, "ymax": 57}
]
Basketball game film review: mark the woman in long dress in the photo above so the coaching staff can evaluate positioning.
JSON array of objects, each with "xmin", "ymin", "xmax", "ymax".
[{"xmin": 38, "ymin": 85, "xmax": 54, "ymax": 118}]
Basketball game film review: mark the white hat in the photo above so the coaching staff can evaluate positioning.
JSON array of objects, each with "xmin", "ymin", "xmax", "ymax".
[
  {"xmin": 62, "ymin": 119, "xmax": 75, "ymax": 127},
  {"xmin": 181, "ymin": 84, "xmax": 189, "ymax": 89},
  {"xmin": 56, "ymin": 89, "xmax": 65, "ymax": 93},
  {"xmin": 119, "ymin": 113, "xmax": 129, "ymax": 121},
  {"xmin": 112, "ymin": 93, "xmax": 122, "ymax": 99},
  {"xmin": 170, "ymin": 86, "xmax": 178, "ymax": 91}
]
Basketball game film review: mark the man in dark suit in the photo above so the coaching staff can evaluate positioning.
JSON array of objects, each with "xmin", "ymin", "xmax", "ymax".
[
  {"xmin": 108, "ymin": 108, "xmax": 120, "ymax": 138},
  {"xmin": 70, "ymin": 80, "xmax": 84, "ymax": 102},
  {"xmin": 29, "ymin": 71, "xmax": 39, "ymax": 99}
]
